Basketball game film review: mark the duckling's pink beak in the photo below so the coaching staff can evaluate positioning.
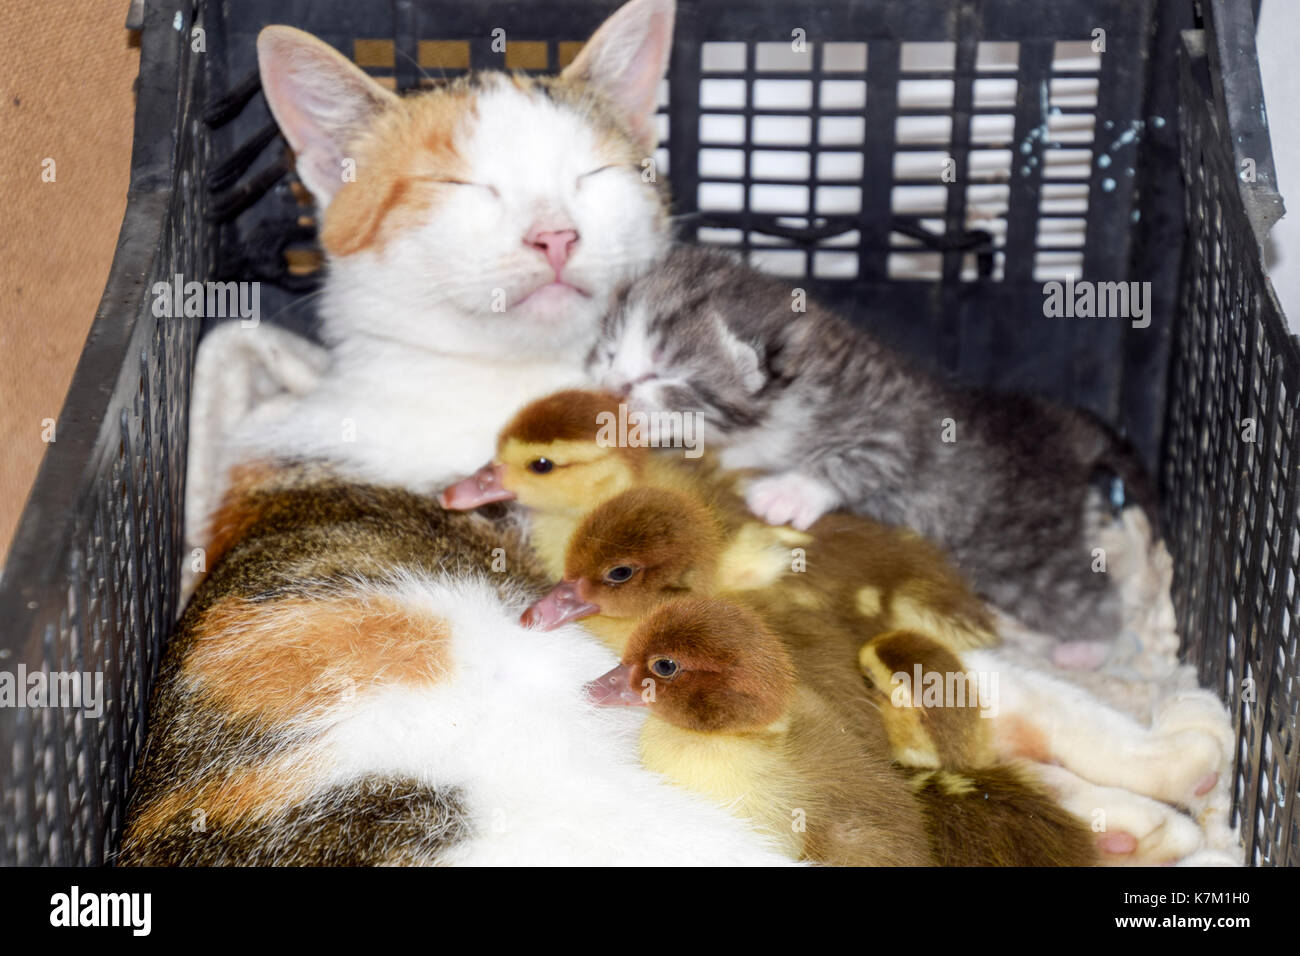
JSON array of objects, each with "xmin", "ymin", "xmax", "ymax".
[
  {"xmin": 520, "ymin": 580, "xmax": 600, "ymax": 630},
  {"xmin": 438, "ymin": 463, "xmax": 514, "ymax": 510},
  {"xmin": 584, "ymin": 664, "xmax": 646, "ymax": 707}
]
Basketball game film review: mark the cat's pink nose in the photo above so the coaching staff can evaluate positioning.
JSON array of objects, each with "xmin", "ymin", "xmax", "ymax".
[{"xmin": 525, "ymin": 227, "xmax": 579, "ymax": 275}]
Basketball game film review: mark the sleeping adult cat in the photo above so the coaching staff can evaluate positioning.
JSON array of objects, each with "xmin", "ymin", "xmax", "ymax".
[
  {"xmin": 194, "ymin": 1, "xmax": 673, "ymax": 505},
  {"xmin": 127, "ymin": 0, "xmax": 795, "ymax": 866}
]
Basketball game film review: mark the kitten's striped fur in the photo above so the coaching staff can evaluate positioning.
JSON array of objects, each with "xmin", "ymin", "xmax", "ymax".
[{"xmin": 589, "ymin": 244, "xmax": 1157, "ymax": 651}]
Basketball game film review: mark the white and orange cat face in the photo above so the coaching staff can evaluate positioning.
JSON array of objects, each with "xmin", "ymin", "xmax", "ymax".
[{"xmin": 256, "ymin": 0, "xmax": 675, "ymax": 361}]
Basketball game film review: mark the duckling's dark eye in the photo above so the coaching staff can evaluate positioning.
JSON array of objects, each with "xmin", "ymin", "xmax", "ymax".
[
  {"xmin": 649, "ymin": 658, "xmax": 680, "ymax": 680},
  {"xmin": 603, "ymin": 565, "xmax": 637, "ymax": 584},
  {"xmin": 528, "ymin": 458, "xmax": 554, "ymax": 474}
]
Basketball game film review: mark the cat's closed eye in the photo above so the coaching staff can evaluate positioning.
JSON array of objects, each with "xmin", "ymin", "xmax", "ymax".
[
  {"xmin": 424, "ymin": 176, "xmax": 501, "ymax": 198},
  {"xmin": 576, "ymin": 164, "xmax": 622, "ymax": 187}
]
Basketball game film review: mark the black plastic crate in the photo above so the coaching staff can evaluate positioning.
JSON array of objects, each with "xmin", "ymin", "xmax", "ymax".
[{"xmin": 0, "ymin": 0, "xmax": 1295, "ymax": 865}]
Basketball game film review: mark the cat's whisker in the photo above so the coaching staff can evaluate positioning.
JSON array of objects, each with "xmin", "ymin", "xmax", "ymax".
[
  {"xmin": 258, "ymin": 286, "xmax": 329, "ymax": 328},
  {"xmin": 393, "ymin": 44, "xmax": 436, "ymax": 86}
]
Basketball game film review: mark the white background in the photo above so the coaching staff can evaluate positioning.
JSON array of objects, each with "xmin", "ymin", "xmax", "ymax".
[{"xmin": 1257, "ymin": 1, "xmax": 1300, "ymax": 332}]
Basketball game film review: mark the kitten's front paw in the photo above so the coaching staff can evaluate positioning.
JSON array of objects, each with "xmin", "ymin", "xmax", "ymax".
[{"xmin": 745, "ymin": 472, "xmax": 840, "ymax": 531}]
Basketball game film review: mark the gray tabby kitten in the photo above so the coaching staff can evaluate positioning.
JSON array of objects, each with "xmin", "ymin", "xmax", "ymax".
[{"xmin": 587, "ymin": 244, "xmax": 1156, "ymax": 654}]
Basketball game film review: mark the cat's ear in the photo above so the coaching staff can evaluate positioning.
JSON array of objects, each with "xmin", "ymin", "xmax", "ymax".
[
  {"xmin": 710, "ymin": 312, "xmax": 766, "ymax": 394},
  {"xmin": 257, "ymin": 26, "xmax": 399, "ymax": 208},
  {"xmin": 561, "ymin": 0, "xmax": 675, "ymax": 153}
]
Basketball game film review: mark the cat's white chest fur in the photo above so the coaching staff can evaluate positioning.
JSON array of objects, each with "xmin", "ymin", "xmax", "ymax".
[{"xmin": 232, "ymin": 339, "xmax": 587, "ymax": 490}]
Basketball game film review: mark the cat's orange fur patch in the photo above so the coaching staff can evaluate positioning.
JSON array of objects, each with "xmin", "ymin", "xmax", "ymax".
[
  {"xmin": 320, "ymin": 89, "xmax": 476, "ymax": 257},
  {"xmin": 128, "ymin": 753, "xmax": 318, "ymax": 836},
  {"xmin": 204, "ymin": 461, "xmax": 283, "ymax": 569},
  {"xmin": 186, "ymin": 591, "xmax": 453, "ymax": 724},
  {"xmin": 995, "ymin": 713, "xmax": 1052, "ymax": 764}
]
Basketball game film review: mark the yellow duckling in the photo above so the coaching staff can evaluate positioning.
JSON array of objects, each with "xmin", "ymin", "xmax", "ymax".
[
  {"xmin": 587, "ymin": 597, "xmax": 933, "ymax": 865},
  {"xmin": 521, "ymin": 482, "xmax": 994, "ymax": 656},
  {"xmin": 589, "ymin": 598, "xmax": 1098, "ymax": 866},
  {"xmin": 438, "ymin": 388, "xmax": 725, "ymax": 578},
  {"xmin": 448, "ymin": 390, "xmax": 996, "ymax": 651}
]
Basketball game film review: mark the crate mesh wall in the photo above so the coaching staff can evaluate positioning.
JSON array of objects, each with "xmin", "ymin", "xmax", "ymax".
[
  {"xmin": 0, "ymin": 251, "xmax": 199, "ymax": 867},
  {"xmin": 1165, "ymin": 40, "xmax": 1300, "ymax": 866},
  {"xmin": 0, "ymin": 3, "xmax": 205, "ymax": 865}
]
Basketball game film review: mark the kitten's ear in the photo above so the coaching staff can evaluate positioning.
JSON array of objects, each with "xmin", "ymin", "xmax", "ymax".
[
  {"xmin": 710, "ymin": 312, "xmax": 766, "ymax": 394},
  {"xmin": 561, "ymin": 0, "xmax": 675, "ymax": 153},
  {"xmin": 257, "ymin": 26, "xmax": 399, "ymax": 208}
]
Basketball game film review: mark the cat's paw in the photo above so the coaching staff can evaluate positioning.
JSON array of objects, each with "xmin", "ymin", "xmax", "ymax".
[
  {"xmin": 1032, "ymin": 764, "xmax": 1206, "ymax": 865},
  {"xmin": 1097, "ymin": 802, "xmax": 1207, "ymax": 866},
  {"xmin": 1153, "ymin": 690, "xmax": 1235, "ymax": 758},
  {"xmin": 1143, "ymin": 690, "xmax": 1234, "ymax": 807},
  {"xmin": 1104, "ymin": 699, "xmax": 1230, "ymax": 810},
  {"xmin": 744, "ymin": 472, "xmax": 839, "ymax": 530}
]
